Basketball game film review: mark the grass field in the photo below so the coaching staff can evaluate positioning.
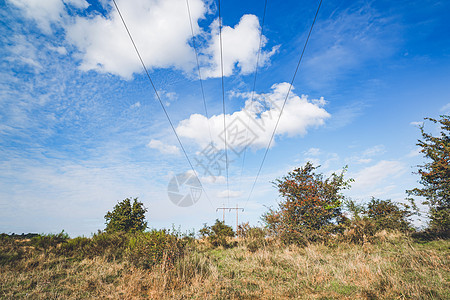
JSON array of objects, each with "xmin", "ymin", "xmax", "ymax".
[{"xmin": 1, "ymin": 231, "xmax": 449, "ymax": 299}]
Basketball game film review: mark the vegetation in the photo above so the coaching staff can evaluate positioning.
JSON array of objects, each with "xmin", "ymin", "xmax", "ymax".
[
  {"xmin": 1, "ymin": 231, "xmax": 448, "ymax": 299},
  {"xmin": 407, "ymin": 115, "xmax": 450, "ymax": 236},
  {"xmin": 263, "ymin": 162, "xmax": 352, "ymax": 245},
  {"xmin": 104, "ymin": 197, "xmax": 148, "ymax": 233},
  {"xmin": 199, "ymin": 219, "xmax": 235, "ymax": 248}
]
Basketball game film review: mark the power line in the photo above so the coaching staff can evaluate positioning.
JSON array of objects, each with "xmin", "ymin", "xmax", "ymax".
[
  {"xmin": 243, "ymin": 0, "xmax": 323, "ymax": 209},
  {"xmin": 218, "ymin": 0, "xmax": 230, "ymax": 206},
  {"xmin": 238, "ymin": 0, "xmax": 268, "ymax": 194},
  {"xmin": 185, "ymin": 0, "xmax": 214, "ymax": 145},
  {"xmin": 111, "ymin": 0, "xmax": 213, "ymax": 208}
]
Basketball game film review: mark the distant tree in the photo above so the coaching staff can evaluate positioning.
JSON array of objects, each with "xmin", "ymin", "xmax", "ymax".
[
  {"xmin": 263, "ymin": 162, "xmax": 353, "ymax": 244},
  {"xmin": 104, "ymin": 197, "xmax": 148, "ymax": 233},
  {"xmin": 407, "ymin": 115, "xmax": 450, "ymax": 235}
]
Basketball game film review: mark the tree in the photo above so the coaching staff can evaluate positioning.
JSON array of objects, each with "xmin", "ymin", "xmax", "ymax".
[
  {"xmin": 263, "ymin": 162, "xmax": 353, "ymax": 244},
  {"xmin": 104, "ymin": 197, "xmax": 148, "ymax": 233},
  {"xmin": 407, "ymin": 115, "xmax": 450, "ymax": 235}
]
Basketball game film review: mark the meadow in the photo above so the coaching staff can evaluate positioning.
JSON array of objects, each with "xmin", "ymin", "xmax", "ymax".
[{"xmin": 1, "ymin": 230, "xmax": 448, "ymax": 299}]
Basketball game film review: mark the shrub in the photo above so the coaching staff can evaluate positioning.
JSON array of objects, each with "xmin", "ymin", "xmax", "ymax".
[
  {"xmin": 199, "ymin": 220, "xmax": 235, "ymax": 248},
  {"xmin": 58, "ymin": 231, "xmax": 129, "ymax": 260},
  {"xmin": 342, "ymin": 198, "xmax": 414, "ymax": 244},
  {"xmin": 126, "ymin": 230, "xmax": 186, "ymax": 269},
  {"xmin": 365, "ymin": 198, "xmax": 413, "ymax": 232},
  {"xmin": 263, "ymin": 162, "xmax": 353, "ymax": 245},
  {"xmin": 30, "ymin": 231, "xmax": 69, "ymax": 251}
]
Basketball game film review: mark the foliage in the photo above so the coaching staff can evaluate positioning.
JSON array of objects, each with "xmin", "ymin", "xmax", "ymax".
[
  {"xmin": 104, "ymin": 197, "xmax": 148, "ymax": 233},
  {"xmin": 407, "ymin": 115, "xmax": 450, "ymax": 236},
  {"xmin": 365, "ymin": 198, "xmax": 413, "ymax": 232},
  {"xmin": 30, "ymin": 231, "xmax": 69, "ymax": 250},
  {"xmin": 56, "ymin": 230, "xmax": 186, "ymax": 267},
  {"xmin": 237, "ymin": 222, "xmax": 267, "ymax": 252},
  {"xmin": 57, "ymin": 231, "xmax": 129, "ymax": 260},
  {"xmin": 263, "ymin": 162, "xmax": 353, "ymax": 244},
  {"xmin": 199, "ymin": 219, "xmax": 235, "ymax": 248},
  {"xmin": 342, "ymin": 198, "xmax": 414, "ymax": 244},
  {"xmin": 126, "ymin": 229, "xmax": 186, "ymax": 269}
]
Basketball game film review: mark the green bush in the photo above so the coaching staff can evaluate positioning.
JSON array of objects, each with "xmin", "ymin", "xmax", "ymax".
[
  {"xmin": 0, "ymin": 234, "xmax": 25, "ymax": 266},
  {"xmin": 126, "ymin": 230, "xmax": 186, "ymax": 269},
  {"xmin": 365, "ymin": 198, "xmax": 413, "ymax": 232},
  {"xmin": 31, "ymin": 231, "xmax": 69, "ymax": 251},
  {"xmin": 199, "ymin": 220, "xmax": 235, "ymax": 248},
  {"xmin": 57, "ymin": 236, "xmax": 92, "ymax": 258},
  {"xmin": 342, "ymin": 198, "xmax": 414, "ymax": 244}
]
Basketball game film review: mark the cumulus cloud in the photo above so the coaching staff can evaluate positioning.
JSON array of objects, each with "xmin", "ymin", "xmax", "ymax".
[
  {"xmin": 201, "ymin": 14, "xmax": 279, "ymax": 78},
  {"xmin": 9, "ymin": 0, "xmax": 277, "ymax": 80},
  {"xmin": 176, "ymin": 82, "xmax": 330, "ymax": 151},
  {"xmin": 65, "ymin": 0, "xmax": 206, "ymax": 79},
  {"xmin": 147, "ymin": 139, "xmax": 180, "ymax": 155}
]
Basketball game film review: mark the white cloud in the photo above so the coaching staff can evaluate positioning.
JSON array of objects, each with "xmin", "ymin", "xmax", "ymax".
[
  {"xmin": 441, "ymin": 103, "xmax": 450, "ymax": 113},
  {"xmin": 217, "ymin": 190, "xmax": 242, "ymax": 198},
  {"xmin": 176, "ymin": 82, "xmax": 330, "ymax": 151},
  {"xmin": 48, "ymin": 45, "xmax": 68, "ymax": 55},
  {"xmin": 201, "ymin": 175, "xmax": 226, "ymax": 184},
  {"xmin": 7, "ymin": 35, "xmax": 42, "ymax": 70},
  {"xmin": 8, "ymin": 0, "xmax": 65, "ymax": 34},
  {"xmin": 362, "ymin": 144, "xmax": 385, "ymax": 157},
  {"xmin": 130, "ymin": 102, "xmax": 141, "ymax": 109},
  {"xmin": 410, "ymin": 121, "xmax": 423, "ymax": 127},
  {"xmin": 156, "ymin": 90, "xmax": 178, "ymax": 106},
  {"xmin": 352, "ymin": 160, "xmax": 405, "ymax": 190},
  {"xmin": 305, "ymin": 147, "xmax": 321, "ymax": 156},
  {"xmin": 356, "ymin": 158, "xmax": 372, "ymax": 164},
  {"xmin": 65, "ymin": 0, "xmax": 89, "ymax": 9},
  {"xmin": 407, "ymin": 148, "xmax": 421, "ymax": 158},
  {"xmin": 147, "ymin": 139, "xmax": 180, "ymax": 155},
  {"xmin": 64, "ymin": 0, "xmax": 207, "ymax": 79},
  {"xmin": 10, "ymin": 0, "xmax": 277, "ymax": 80},
  {"xmin": 201, "ymin": 14, "xmax": 279, "ymax": 78}
]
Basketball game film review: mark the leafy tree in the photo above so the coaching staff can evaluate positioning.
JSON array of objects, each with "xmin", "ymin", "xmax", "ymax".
[
  {"xmin": 199, "ymin": 219, "xmax": 235, "ymax": 247},
  {"xmin": 407, "ymin": 115, "xmax": 450, "ymax": 235},
  {"xmin": 104, "ymin": 197, "xmax": 148, "ymax": 233},
  {"xmin": 263, "ymin": 162, "xmax": 353, "ymax": 244}
]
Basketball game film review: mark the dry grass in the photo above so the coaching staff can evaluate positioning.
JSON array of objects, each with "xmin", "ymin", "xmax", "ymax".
[{"xmin": 1, "ymin": 232, "xmax": 449, "ymax": 299}]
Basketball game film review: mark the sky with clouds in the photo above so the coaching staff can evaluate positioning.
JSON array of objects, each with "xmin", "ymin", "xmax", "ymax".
[{"xmin": 1, "ymin": 0, "xmax": 449, "ymax": 236}]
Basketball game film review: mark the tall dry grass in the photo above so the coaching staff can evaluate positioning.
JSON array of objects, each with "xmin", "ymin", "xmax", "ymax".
[{"xmin": 1, "ymin": 231, "xmax": 449, "ymax": 299}]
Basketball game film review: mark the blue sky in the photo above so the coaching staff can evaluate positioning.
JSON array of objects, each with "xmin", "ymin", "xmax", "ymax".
[{"xmin": 1, "ymin": 0, "xmax": 449, "ymax": 237}]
